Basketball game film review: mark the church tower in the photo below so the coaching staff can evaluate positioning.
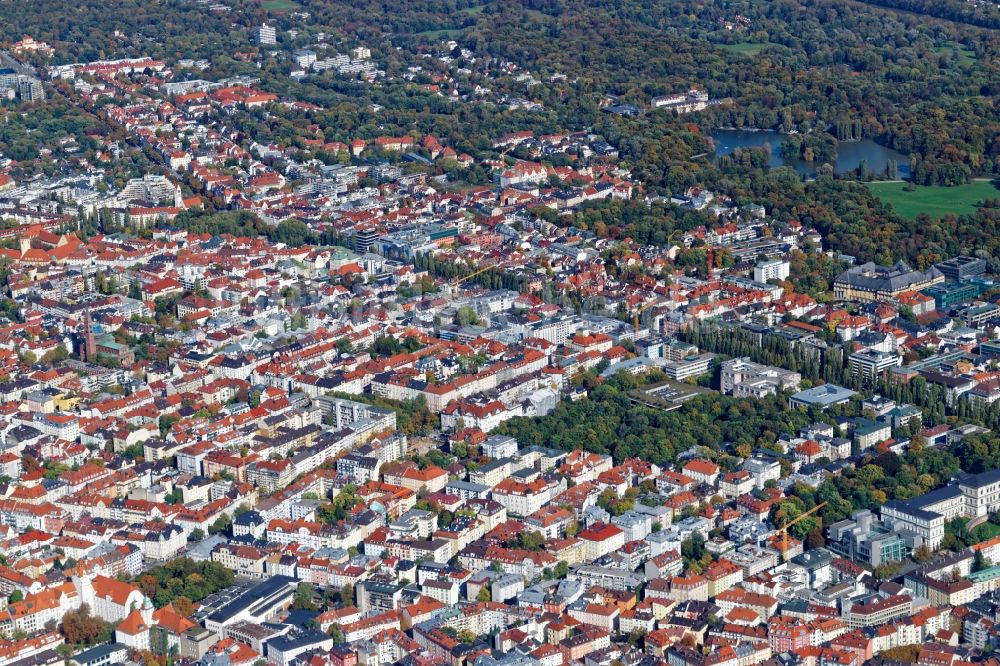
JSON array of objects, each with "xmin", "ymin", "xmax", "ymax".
[
  {"xmin": 140, "ymin": 595, "xmax": 154, "ymax": 625},
  {"xmin": 82, "ymin": 308, "xmax": 96, "ymax": 361}
]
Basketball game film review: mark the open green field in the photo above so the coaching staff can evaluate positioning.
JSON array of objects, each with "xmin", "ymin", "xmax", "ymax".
[
  {"xmin": 262, "ymin": 0, "xmax": 298, "ymax": 10},
  {"xmin": 415, "ymin": 5, "xmax": 545, "ymax": 36},
  {"xmin": 867, "ymin": 180, "xmax": 1000, "ymax": 219},
  {"xmin": 457, "ymin": 4, "xmax": 486, "ymax": 16},
  {"xmin": 933, "ymin": 41, "xmax": 977, "ymax": 65},
  {"xmin": 971, "ymin": 521, "xmax": 1000, "ymax": 544},
  {"xmin": 414, "ymin": 28, "xmax": 465, "ymax": 39},
  {"xmin": 718, "ymin": 42, "xmax": 771, "ymax": 56}
]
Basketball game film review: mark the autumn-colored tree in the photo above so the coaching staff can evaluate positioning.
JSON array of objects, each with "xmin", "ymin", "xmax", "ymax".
[
  {"xmin": 879, "ymin": 645, "xmax": 921, "ymax": 662},
  {"xmin": 21, "ymin": 454, "xmax": 42, "ymax": 475},
  {"xmin": 137, "ymin": 650, "xmax": 165, "ymax": 666},
  {"xmin": 61, "ymin": 605, "xmax": 112, "ymax": 646},
  {"xmin": 172, "ymin": 596, "xmax": 194, "ymax": 617},
  {"xmin": 138, "ymin": 574, "xmax": 159, "ymax": 599}
]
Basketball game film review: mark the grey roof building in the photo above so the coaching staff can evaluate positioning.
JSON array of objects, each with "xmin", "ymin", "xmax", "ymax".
[
  {"xmin": 70, "ymin": 643, "xmax": 129, "ymax": 666},
  {"xmin": 789, "ymin": 384, "xmax": 856, "ymax": 409},
  {"xmin": 834, "ymin": 261, "xmax": 944, "ymax": 301}
]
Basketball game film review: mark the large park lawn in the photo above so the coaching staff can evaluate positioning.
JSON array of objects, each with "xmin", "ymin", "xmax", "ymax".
[
  {"xmin": 262, "ymin": 0, "xmax": 298, "ymax": 10},
  {"xmin": 867, "ymin": 180, "xmax": 1000, "ymax": 219},
  {"xmin": 717, "ymin": 42, "xmax": 771, "ymax": 56}
]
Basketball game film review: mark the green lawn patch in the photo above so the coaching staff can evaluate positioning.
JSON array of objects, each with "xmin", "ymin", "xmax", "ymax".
[
  {"xmin": 262, "ymin": 0, "xmax": 298, "ymax": 10},
  {"xmin": 413, "ymin": 28, "xmax": 464, "ymax": 39},
  {"xmin": 412, "ymin": 5, "xmax": 485, "ymax": 37},
  {"xmin": 458, "ymin": 4, "xmax": 486, "ymax": 16},
  {"xmin": 933, "ymin": 42, "xmax": 977, "ymax": 65},
  {"xmin": 867, "ymin": 180, "xmax": 1000, "ymax": 220},
  {"xmin": 718, "ymin": 42, "xmax": 771, "ymax": 56},
  {"xmin": 971, "ymin": 521, "xmax": 1000, "ymax": 544}
]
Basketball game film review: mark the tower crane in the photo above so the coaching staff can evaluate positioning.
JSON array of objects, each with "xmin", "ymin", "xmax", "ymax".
[
  {"xmin": 632, "ymin": 300, "xmax": 660, "ymax": 335},
  {"xmin": 780, "ymin": 501, "xmax": 827, "ymax": 556},
  {"xmin": 448, "ymin": 261, "xmax": 509, "ymax": 291}
]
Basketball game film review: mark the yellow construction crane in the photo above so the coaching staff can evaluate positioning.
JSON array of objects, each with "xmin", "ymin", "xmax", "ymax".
[
  {"xmin": 632, "ymin": 300, "xmax": 660, "ymax": 335},
  {"xmin": 780, "ymin": 501, "xmax": 827, "ymax": 555},
  {"xmin": 449, "ymin": 263, "xmax": 503, "ymax": 290}
]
